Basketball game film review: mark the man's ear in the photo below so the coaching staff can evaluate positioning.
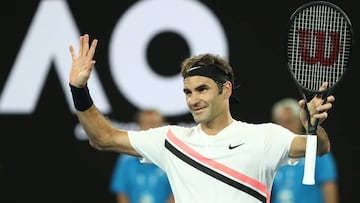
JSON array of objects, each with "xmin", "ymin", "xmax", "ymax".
[{"xmin": 224, "ymin": 81, "xmax": 232, "ymax": 98}]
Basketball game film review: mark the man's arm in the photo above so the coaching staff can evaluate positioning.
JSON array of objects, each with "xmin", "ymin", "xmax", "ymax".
[
  {"xmin": 77, "ymin": 105, "xmax": 139, "ymax": 156},
  {"xmin": 117, "ymin": 194, "xmax": 129, "ymax": 203},
  {"xmin": 289, "ymin": 82, "xmax": 335, "ymax": 158},
  {"xmin": 69, "ymin": 34, "xmax": 139, "ymax": 156},
  {"xmin": 167, "ymin": 194, "xmax": 175, "ymax": 203},
  {"xmin": 322, "ymin": 181, "xmax": 339, "ymax": 203},
  {"xmin": 289, "ymin": 125, "xmax": 329, "ymax": 158}
]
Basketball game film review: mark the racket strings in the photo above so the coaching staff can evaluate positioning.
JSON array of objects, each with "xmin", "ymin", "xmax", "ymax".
[{"xmin": 288, "ymin": 4, "xmax": 351, "ymax": 91}]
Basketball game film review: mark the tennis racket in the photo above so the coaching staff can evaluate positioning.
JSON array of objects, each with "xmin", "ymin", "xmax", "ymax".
[{"xmin": 287, "ymin": 1, "xmax": 353, "ymax": 185}]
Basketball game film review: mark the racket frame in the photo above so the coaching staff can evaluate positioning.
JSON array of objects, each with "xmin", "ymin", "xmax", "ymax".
[{"xmin": 285, "ymin": 0, "xmax": 354, "ymax": 185}]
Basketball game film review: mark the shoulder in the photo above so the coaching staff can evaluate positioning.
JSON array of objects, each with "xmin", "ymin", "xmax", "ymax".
[
  {"xmin": 167, "ymin": 124, "xmax": 198, "ymax": 135},
  {"xmin": 233, "ymin": 120, "xmax": 288, "ymax": 134}
]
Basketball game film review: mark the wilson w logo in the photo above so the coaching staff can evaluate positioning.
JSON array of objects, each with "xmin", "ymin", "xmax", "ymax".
[{"xmin": 297, "ymin": 29, "xmax": 340, "ymax": 66}]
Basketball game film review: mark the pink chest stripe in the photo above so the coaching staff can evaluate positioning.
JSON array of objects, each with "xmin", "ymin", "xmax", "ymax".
[{"xmin": 167, "ymin": 129, "xmax": 270, "ymax": 202}]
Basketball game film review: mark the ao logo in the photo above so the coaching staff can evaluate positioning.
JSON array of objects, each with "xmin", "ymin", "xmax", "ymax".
[{"xmin": 0, "ymin": 0, "xmax": 228, "ymax": 116}]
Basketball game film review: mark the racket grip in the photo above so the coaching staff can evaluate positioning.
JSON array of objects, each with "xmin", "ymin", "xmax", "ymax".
[{"xmin": 302, "ymin": 134, "xmax": 317, "ymax": 185}]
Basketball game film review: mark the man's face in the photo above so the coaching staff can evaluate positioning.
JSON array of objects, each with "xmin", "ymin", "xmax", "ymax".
[{"xmin": 183, "ymin": 76, "xmax": 227, "ymax": 124}]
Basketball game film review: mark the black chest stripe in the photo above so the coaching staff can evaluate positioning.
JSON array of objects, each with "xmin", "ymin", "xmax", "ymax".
[{"xmin": 165, "ymin": 140, "xmax": 266, "ymax": 203}]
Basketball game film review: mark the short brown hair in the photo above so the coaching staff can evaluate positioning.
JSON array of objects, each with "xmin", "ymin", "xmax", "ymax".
[{"xmin": 180, "ymin": 53, "xmax": 234, "ymax": 84}]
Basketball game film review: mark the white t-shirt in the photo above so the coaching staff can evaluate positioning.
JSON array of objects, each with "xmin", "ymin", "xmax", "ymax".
[{"xmin": 128, "ymin": 120, "xmax": 296, "ymax": 203}]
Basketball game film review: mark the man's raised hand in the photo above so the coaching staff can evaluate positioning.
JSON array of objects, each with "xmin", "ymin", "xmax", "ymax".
[{"xmin": 69, "ymin": 34, "xmax": 98, "ymax": 87}]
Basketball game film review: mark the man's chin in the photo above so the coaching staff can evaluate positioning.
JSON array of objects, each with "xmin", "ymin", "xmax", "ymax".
[
  {"xmin": 191, "ymin": 111, "xmax": 207, "ymax": 123},
  {"xmin": 192, "ymin": 115, "xmax": 205, "ymax": 124}
]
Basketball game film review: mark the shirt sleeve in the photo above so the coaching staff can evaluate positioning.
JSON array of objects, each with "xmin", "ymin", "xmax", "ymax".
[
  {"xmin": 263, "ymin": 123, "xmax": 297, "ymax": 170},
  {"xmin": 128, "ymin": 126, "xmax": 170, "ymax": 171}
]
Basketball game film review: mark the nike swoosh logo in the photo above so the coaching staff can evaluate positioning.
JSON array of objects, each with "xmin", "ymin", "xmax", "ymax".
[{"xmin": 228, "ymin": 143, "xmax": 244, "ymax": 150}]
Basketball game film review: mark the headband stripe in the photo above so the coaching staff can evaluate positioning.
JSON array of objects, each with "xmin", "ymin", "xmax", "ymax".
[{"xmin": 185, "ymin": 65, "xmax": 231, "ymax": 84}]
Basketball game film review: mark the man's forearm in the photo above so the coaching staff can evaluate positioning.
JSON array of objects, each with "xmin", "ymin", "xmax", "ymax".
[{"xmin": 316, "ymin": 125, "xmax": 331, "ymax": 155}]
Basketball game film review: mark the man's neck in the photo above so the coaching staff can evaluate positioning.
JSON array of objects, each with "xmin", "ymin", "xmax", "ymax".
[{"xmin": 200, "ymin": 115, "xmax": 233, "ymax": 136}]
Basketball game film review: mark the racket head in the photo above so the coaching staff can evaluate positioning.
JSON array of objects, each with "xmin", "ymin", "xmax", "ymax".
[{"xmin": 286, "ymin": 1, "xmax": 354, "ymax": 95}]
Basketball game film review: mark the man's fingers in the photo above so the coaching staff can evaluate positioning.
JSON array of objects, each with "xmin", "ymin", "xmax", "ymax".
[
  {"xmin": 316, "ymin": 102, "xmax": 332, "ymax": 112},
  {"xmin": 78, "ymin": 35, "xmax": 84, "ymax": 57},
  {"xmin": 87, "ymin": 39, "xmax": 98, "ymax": 59},
  {"xmin": 319, "ymin": 82, "xmax": 329, "ymax": 91},
  {"xmin": 314, "ymin": 111, "xmax": 328, "ymax": 120},
  {"xmin": 82, "ymin": 34, "xmax": 90, "ymax": 57},
  {"xmin": 69, "ymin": 45, "xmax": 77, "ymax": 60},
  {"xmin": 326, "ymin": 95, "xmax": 335, "ymax": 103},
  {"xmin": 315, "ymin": 82, "xmax": 329, "ymax": 98}
]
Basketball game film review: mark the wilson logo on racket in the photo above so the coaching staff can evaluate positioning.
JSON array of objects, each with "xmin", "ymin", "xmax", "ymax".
[{"xmin": 297, "ymin": 29, "xmax": 340, "ymax": 66}]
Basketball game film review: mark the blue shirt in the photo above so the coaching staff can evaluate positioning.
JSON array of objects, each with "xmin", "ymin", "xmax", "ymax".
[
  {"xmin": 271, "ymin": 153, "xmax": 337, "ymax": 203},
  {"xmin": 110, "ymin": 154, "xmax": 172, "ymax": 203}
]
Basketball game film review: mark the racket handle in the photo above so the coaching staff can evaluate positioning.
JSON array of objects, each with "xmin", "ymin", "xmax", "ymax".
[{"xmin": 302, "ymin": 134, "xmax": 317, "ymax": 185}]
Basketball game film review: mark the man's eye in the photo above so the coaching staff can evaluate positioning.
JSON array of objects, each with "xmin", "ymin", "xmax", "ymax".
[{"xmin": 198, "ymin": 87, "xmax": 207, "ymax": 92}]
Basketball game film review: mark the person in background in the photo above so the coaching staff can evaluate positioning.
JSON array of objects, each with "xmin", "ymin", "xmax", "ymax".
[
  {"xmin": 109, "ymin": 109, "xmax": 174, "ymax": 203},
  {"xmin": 270, "ymin": 98, "xmax": 339, "ymax": 203}
]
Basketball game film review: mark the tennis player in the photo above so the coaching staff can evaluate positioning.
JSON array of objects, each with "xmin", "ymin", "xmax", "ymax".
[{"xmin": 68, "ymin": 34, "xmax": 335, "ymax": 203}]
